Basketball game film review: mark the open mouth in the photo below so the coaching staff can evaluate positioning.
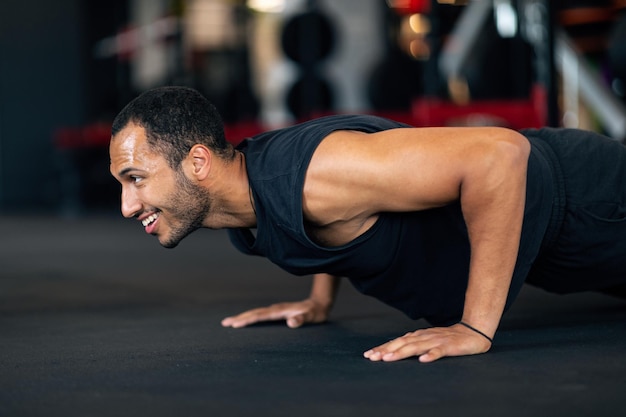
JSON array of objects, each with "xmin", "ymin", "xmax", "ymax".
[
  {"xmin": 141, "ymin": 212, "xmax": 160, "ymax": 234},
  {"xmin": 141, "ymin": 212, "xmax": 160, "ymax": 227}
]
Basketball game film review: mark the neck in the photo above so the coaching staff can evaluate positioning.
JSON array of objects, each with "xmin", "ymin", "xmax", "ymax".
[{"xmin": 202, "ymin": 151, "xmax": 257, "ymax": 229}]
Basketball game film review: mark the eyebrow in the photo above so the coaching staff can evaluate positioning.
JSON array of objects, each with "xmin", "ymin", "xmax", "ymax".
[{"xmin": 117, "ymin": 167, "xmax": 143, "ymax": 178}]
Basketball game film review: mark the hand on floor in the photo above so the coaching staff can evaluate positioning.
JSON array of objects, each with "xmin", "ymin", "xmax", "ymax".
[
  {"xmin": 221, "ymin": 299, "xmax": 330, "ymax": 329},
  {"xmin": 363, "ymin": 323, "xmax": 492, "ymax": 363}
]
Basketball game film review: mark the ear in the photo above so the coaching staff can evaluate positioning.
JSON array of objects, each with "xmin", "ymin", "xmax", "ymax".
[{"xmin": 186, "ymin": 144, "xmax": 212, "ymax": 181}]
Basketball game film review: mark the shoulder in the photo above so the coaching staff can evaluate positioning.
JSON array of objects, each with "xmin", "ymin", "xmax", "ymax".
[
  {"xmin": 315, "ymin": 125, "xmax": 530, "ymax": 166},
  {"xmin": 243, "ymin": 115, "xmax": 409, "ymax": 148},
  {"xmin": 240, "ymin": 115, "xmax": 411, "ymax": 177}
]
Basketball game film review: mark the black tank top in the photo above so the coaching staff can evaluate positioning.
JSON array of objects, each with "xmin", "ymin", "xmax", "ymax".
[{"xmin": 228, "ymin": 115, "xmax": 554, "ymax": 325}]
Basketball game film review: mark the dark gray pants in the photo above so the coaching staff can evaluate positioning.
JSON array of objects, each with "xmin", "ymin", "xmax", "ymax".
[{"xmin": 523, "ymin": 128, "xmax": 626, "ymax": 294}]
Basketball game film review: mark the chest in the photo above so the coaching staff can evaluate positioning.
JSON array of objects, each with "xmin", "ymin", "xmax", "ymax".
[{"xmin": 303, "ymin": 215, "xmax": 379, "ymax": 248}]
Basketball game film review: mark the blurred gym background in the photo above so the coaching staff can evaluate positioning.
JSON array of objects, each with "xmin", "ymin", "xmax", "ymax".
[{"xmin": 1, "ymin": 0, "xmax": 625, "ymax": 215}]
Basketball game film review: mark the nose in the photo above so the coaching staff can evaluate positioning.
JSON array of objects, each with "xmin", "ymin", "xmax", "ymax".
[{"xmin": 121, "ymin": 185, "xmax": 142, "ymax": 218}]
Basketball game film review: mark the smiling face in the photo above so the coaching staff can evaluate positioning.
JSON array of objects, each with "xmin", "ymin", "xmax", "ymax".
[{"xmin": 110, "ymin": 122, "xmax": 212, "ymax": 248}]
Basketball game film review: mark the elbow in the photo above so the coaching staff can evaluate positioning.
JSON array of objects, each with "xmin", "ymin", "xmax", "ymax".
[
  {"xmin": 491, "ymin": 129, "xmax": 530, "ymax": 172},
  {"xmin": 459, "ymin": 129, "xmax": 530, "ymax": 218},
  {"xmin": 467, "ymin": 129, "xmax": 530, "ymax": 190},
  {"xmin": 504, "ymin": 129, "xmax": 530, "ymax": 160}
]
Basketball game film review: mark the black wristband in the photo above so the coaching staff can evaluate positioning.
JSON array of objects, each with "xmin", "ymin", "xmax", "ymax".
[{"xmin": 458, "ymin": 321, "xmax": 493, "ymax": 344}]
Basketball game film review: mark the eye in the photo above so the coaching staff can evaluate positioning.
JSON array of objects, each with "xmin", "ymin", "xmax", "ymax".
[{"xmin": 130, "ymin": 175, "xmax": 143, "ymax": 184}]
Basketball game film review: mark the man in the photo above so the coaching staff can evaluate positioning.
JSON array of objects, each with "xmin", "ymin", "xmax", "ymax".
[{"xmin": 109, "ymin": 86, "xmax": 626, "ymax": 363}]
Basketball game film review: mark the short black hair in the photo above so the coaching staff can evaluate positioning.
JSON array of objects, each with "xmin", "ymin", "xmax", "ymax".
[{"xmin": 111, "ymin": 86, "xmax": 234, "ymax": 168}]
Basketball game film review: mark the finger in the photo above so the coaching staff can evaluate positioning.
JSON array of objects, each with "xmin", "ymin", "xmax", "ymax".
[
  {"xmin": 286, "ymin": 314, "xmax": 305, "ymax": 328},
  {"xmin": 286, "ymin": 301, "xmax": 326, "ymax": 327},
  {"xmin": 381, "ymin": 340, "xmax": 445, "ymax": 362},
  {"xmin": 364, "ymin": 331, "xmax": 437, "ymax": 362},
  {"xmin": 221, "ymin": 307, "xmax": 282, "ymax": 328},
  {"xmin": 363, "ymin": 349, "xmax": 383, "ymax": 361},
  {"xmin": 221, "ymin": 317, "xmax": 235, "ymax": 327},
  {"xmin": 364, "ymin": 332, "xmax": 420, "ymax": 357},
  {"xmin": 222, "ymin": 302, "xmax": 312, "ymax": 328},
  {"xmin": 418, "ymin": 347, "xmax": 445, "ymax": 363},
  {"xmin": 363, "ymin": 339, "xmax": 408, "ymax": 361},
  {"xmin": 379, "ymin": 341, "xmax": 427, "ymax": 362},
  {"xmin": 221, "ymin": 312, "xmax": 256, "ymax": 326},
  {"xmin": 221, "ymin": 315, "xmax": 259, "ymax": 328}
]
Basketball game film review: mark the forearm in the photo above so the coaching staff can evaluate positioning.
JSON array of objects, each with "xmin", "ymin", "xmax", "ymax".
[
  {"xmin": 461, "ymin": 197, "xmax": 523, "ymax": 337},
  {"xmin": 461, "ymin": 260, "xmax": 515, "ymax": 339},
  {"xmin": 309, "ymin": 273, "xmax": 341, "ymax": 309},
  {"xmin": 460, "ymin": 132, "xmax": 530, "ymax": 338}
]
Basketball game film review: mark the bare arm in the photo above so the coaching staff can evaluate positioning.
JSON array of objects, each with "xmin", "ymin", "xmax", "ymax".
[
  {"xmin": 458, "ymin": 135, "xmax": 528, "ymax": 340},
  {"xmin": 221, "ymin": 273, "xmax": 340, "ymax": 328},
  {"xmin": 406, "ymin": 130, "xmax": 528, "ymax": 361},
  {"xmin": 305, "ymin": 126, "xmax": 530, "ymax": 361},
  {"xmin": 309, "ymin": 273, "xmax": 341, "ymax": 313}
]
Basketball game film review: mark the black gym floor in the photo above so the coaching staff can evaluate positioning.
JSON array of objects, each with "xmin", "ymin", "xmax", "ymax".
[{"xmin": 1, "ymin": 215, "xmax": 625, "ymax": 417}]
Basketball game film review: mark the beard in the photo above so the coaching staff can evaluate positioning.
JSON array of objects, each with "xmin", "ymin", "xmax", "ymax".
[{"xmin": 160, "ymin": 170, "xmax": 212, "ymax": 248}]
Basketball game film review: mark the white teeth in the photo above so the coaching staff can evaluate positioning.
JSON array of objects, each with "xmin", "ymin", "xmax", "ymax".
[{"xmin": 141, "ymin": 213, "xmax": 159, "ymax": 227}]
